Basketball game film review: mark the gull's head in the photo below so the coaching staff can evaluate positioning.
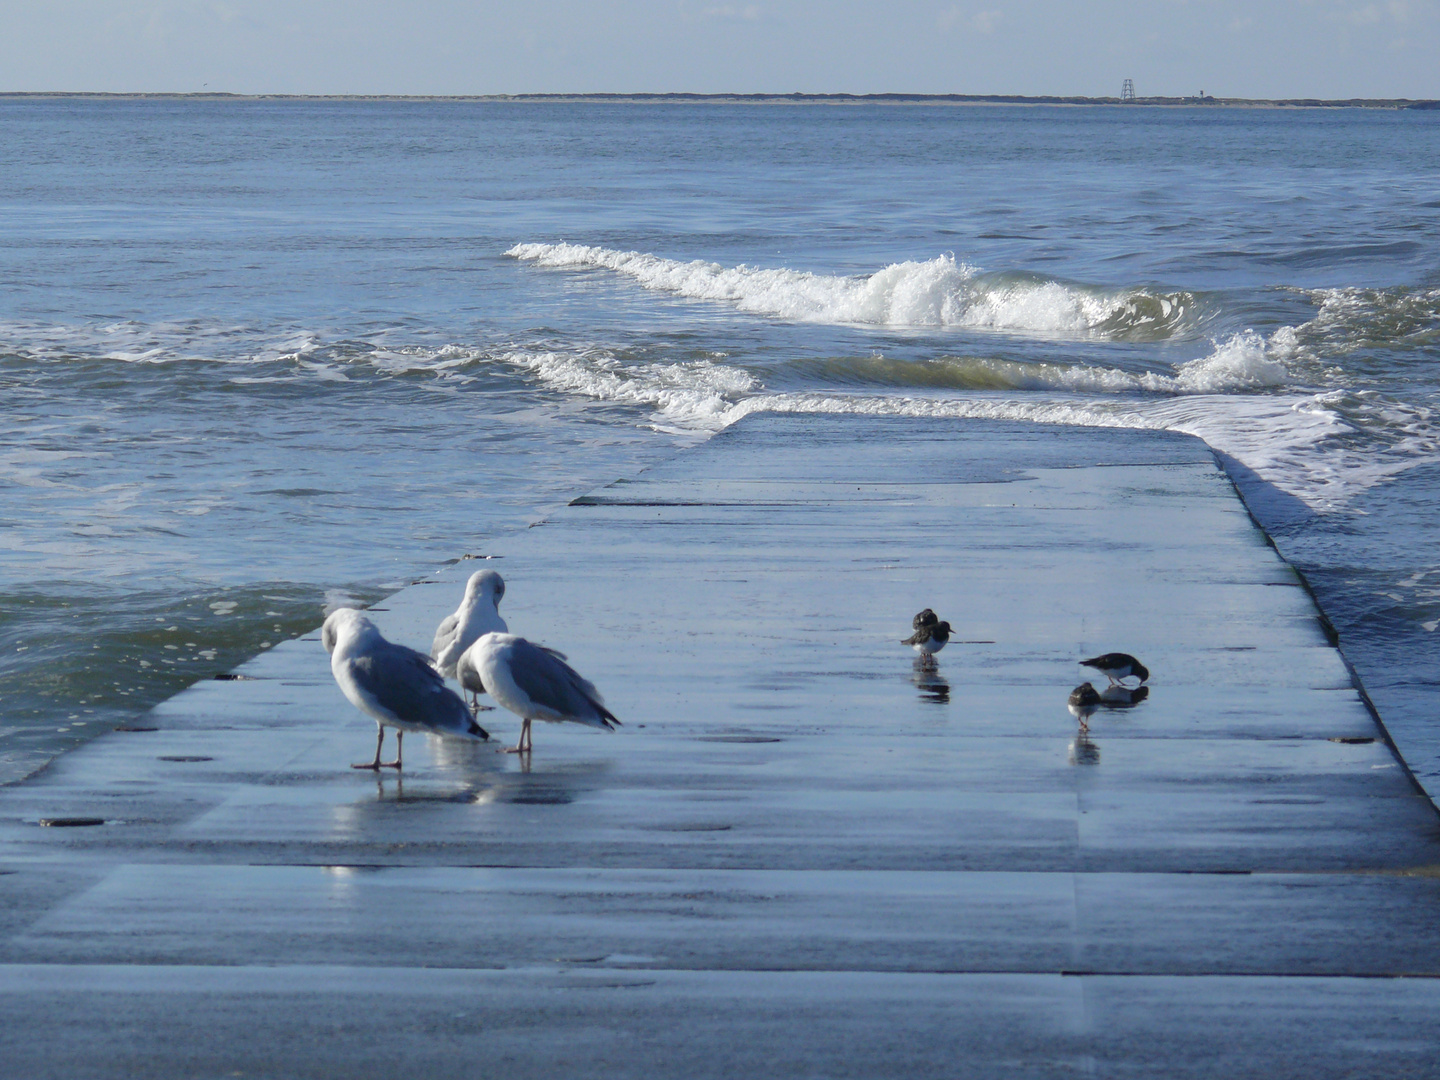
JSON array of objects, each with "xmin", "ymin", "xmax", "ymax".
[
  {"xmin": 464, "ymin": 568, "xmax": 505, "ymax": 608},
  {"xmin": 321, "ymin": 607, "xmax": 377, "ymax": 654}
]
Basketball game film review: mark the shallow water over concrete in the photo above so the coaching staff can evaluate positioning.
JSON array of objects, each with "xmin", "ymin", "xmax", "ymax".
[{"xmin": 2, "ymin": 416, "xmax": 1438, "ymax": 1078}]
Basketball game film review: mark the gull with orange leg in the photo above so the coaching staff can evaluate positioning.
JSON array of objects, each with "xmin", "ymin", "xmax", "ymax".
[
  {"xmin": 323, "ymin": 607, "xmax": 489, "ymax": 770},
  {"xmin": 457, "ymin": 632, "xmax": 620, "ymax": 754}
]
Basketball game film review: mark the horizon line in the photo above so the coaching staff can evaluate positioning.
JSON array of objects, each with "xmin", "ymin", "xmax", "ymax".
[{"xmin": 0, "ymin": 91, "xmax": 1436, "ymax": 109}]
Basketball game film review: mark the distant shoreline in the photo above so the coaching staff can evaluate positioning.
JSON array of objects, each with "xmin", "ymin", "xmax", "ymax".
[{"xmin": 1, "ymin": 91, "xmax": 1436, "ymax": 109}]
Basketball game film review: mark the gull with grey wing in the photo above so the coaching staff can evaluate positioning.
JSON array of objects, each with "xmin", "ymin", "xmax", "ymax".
[
  {"xmin": 431, "ymin": 569, "xmax": 508, "ymax": 688},
  {"xmin": 324, "ymin": 607, "xmax": 489, "ymax": 770},
  {"xmin": 457, "ymin": 632, "xmax": 619, "ymax": 754}
]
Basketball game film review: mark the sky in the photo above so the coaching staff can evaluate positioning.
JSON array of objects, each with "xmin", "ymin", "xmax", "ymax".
[{"xmin": 1, "ymin": 0, "xmax": 1437, "ymax": 99}]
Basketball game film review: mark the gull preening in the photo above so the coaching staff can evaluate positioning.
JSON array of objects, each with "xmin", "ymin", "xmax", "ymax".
[
  {"xmin": 1080, "ymin": 652, "xmax": 1149, "ymax": 686},
  {"xmin": 431, "ymin": 568, "xmax": 508, "ymax": 696},
  {"xmin": 903, "ymin": 608, "xmax": 953, "ymax": 665},
  {"xmin": 324, "ymin": 607, "xmax": 489, "ymax": 770},
  {"xmin": 456, "ymin": 632, "xmax": 619, "ymax": 754}
]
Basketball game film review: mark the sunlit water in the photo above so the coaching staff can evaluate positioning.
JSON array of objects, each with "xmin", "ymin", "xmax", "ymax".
[{"xmin": 2, "ymin": 99, "xmax": 1438, "ymax": 793}]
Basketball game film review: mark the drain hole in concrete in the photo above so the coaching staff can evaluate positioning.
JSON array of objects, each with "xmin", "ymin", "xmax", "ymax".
[
  {"xmin": 115, "ymin": 726, "xmax": 159, "ymax": 732},
  {"xmin": 158, "ymin": 755, "xmax": 214, "ymax": 763},
  {"xmin": 1328, "ymin": 737, "xmax": 1376, "ymax": 744},
  {"xmin": 38, "ymin": 817, "xmax": 106, "ymax": 828}
]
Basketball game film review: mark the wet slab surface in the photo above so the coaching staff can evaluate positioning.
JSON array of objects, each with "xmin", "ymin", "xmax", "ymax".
[{"xmin": 3, "ymin": 416, "xmax": 1440, "ymax": 1077}]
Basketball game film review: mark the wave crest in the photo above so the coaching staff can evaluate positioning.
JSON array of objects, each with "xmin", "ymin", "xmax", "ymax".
[
  {"xmin": 507, "ymin": 242, "xmax": 1200, "ymax": 340},
  {"xmin": 499, "ymin": 349, "xmax": 757, "ymax": 432}
]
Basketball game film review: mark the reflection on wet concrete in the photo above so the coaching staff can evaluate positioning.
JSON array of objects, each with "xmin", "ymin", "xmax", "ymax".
[
  {"xmin": 1068, "ymin": 733, "xmax": 1100, "ymax": 766},
  {"xmin": 348, "ymin": 735, "xmax": 611, "ymax": 809},
  {"xmin": 1100, "ymin": 685, "xmax": 1150, "ymax": 708},
  {"xmin": 911, "ymin": 660, "xmax": 950, "ymax": 704},
  {"xmin": 470, "ymin": 759, "xmax": 613, "ymax": 807},
  {"xmin": 1063, "ymin": 680, "xmax": 1153, "ymax": 764}
]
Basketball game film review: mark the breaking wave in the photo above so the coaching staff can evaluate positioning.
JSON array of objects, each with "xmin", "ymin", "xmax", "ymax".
[
  {"xmin": 5, "ymin": 307, "xmax": 1430, "ymax": 513},
  {"xmin": 785, "ymin": 332, "xmax": 1289, "ymax": 395},
  {"xmin": 492, "ymin": 329, "xmax": 1440, "ymax": 511},
  {"xmin": 498, "ymin": 330, "xmax": 1289, "ymax": 424},
  {"xmin": 507, "ymin": 243, "xmax": 1202, "ymax": 341},
  {"xmin": 497, "ymin": 349, "xmax": 759, "ymax": 433}
]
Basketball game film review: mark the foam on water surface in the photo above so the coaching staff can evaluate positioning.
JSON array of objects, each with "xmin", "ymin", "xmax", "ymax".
[
  {"xmin": 4, "ymin": 98, "xmax": 1440, "ymax": 796},
  {"xmin": 507, "ymin": 243, "xmax": 1203, "ymax": 341}
]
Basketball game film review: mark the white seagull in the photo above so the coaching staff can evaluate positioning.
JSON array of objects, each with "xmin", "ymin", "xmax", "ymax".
[
  {"xmin": 324, "ymin": 607, "xmax": 489, "ymax": 770},
  {"xmin": 456, "ymin": 632, "xmax": 619, "ymax": 754},
  {"xmin": 431, "ymin": 569, "xmax": 508, "ymax": 684}
]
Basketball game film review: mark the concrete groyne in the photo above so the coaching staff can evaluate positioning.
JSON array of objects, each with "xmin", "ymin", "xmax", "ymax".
[{"xmin": 3, "ymin": 416, "xmax": 1438, "ymax": 1078}]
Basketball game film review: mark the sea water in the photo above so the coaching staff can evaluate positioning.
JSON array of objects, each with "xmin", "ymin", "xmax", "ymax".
[{"xmin": 2, "ymin": 98, "xmax": 1438, "ymax": 793}]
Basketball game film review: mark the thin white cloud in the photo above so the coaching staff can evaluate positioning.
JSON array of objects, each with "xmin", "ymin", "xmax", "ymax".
[
  {"xmin": 701, "ymin": 4, "xmax": 762, "ymax": 18},
  {"xmin": 1328, "ymin": 0, "xmax": 1432, "ymax": 23},
  {"xmin": 937, "ymin": 5, "xmax": 1003, "ymax": 33},
  {"xmin": 972, "ymin": 9, "xmax": 1002, "ymax": 32}
]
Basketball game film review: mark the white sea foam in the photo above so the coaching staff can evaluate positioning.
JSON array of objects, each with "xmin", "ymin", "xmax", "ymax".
[
  {"xmin": 498, "ymin": 349, "xmax": 758, "ymax": 432},
  {"xmin": 1304, "ymin": 285, "xmax": 1440, "ymax": 342},
  {"xmin": 494, "ymin": 337, "xmax": 1437, "ymax": 510},
  {"xmin": 0, "ymin": 319, "xmax": 324, "ymax": 367},
  {"xmin": 507, "ymin": 242, "xmax": 1198, "ymax": 339},
  {"xmin": 1268, "ymin": 286, "xmax": 1440, "ymax": 369},
  {"xmin": 931, "ymin": 332, "xmax": 1290, "ymax": 395},
  {"xmin": 1169, "ymin": 331, "xmax": 1290, "ymax": 391},
  {"xmin": 0, "ymin": 309, "xmax": 1423, "ymax": 512}
]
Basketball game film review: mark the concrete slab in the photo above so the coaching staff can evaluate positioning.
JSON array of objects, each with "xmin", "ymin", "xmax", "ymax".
[
  {"xmin": 1, "ymin": 966, "xmax": 1438, "ymax": 1080},
  {"xmin": 2, "ymin": 416, "xmax": 1439, "ymax": 1076}
]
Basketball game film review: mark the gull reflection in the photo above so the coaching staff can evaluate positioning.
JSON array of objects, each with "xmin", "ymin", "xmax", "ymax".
[
  {"xmin": 470, "ymin": 759, "xmax": 612, "ymax": 806},
  {"xmin": 911, "ymin": 659, "xmax": 950, "ymax": 703},
  {"xmin": 350, "ymin": 734, "xmax": 611, "ymax": 812},
  {"xmin": 359, "ymin": 731, "xmax": 509, "ymax": 803}
]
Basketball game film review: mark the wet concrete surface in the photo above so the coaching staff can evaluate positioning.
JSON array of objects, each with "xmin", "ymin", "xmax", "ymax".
[{"xmin": 2, "ymin": 416, "xmax": 1439, "ymax": 1077}]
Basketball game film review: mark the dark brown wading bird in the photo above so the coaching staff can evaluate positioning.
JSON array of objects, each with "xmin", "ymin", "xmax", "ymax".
[
  {"xmin": 903, "ymin": 609, "xmax": 954, "ymax": 666},
  {"xmin": 1080, "ymin": 652, "xmax": 1149, "ymax": 686},
  {"xmin": 1068, "ymin": 683, "xmax": 1101, "ymax": 732}
]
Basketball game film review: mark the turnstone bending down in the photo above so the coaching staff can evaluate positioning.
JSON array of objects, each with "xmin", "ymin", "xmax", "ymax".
[
  {"xmin": 1067, "ymin": 682, "xmax": 1101, "ymax": 731},
  {"xmin": 1080, "ymin": 652, "xmax": 1149, "ymax": 686}
]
